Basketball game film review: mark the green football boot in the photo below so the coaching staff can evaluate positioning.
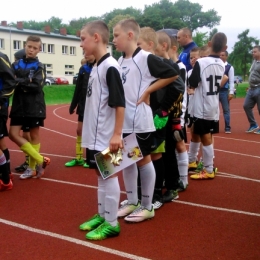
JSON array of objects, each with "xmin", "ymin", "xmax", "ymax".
[
  {"xmin": 86, "ymin": 221, "xmax": 120, "ymax": 240},
  {"xmin": 79, "ymin": 214, "xmax": 105, "ymax": 231},
  {"xmin": 65, "ymin": 159, "xmax": 84, "ymax": 167}
]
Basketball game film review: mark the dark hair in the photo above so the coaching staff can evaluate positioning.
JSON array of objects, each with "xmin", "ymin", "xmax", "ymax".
[
  {"xmin": 26, "ymin": 35, "xmax": 42, "ymax": 44},
  {"xmin": 211, "ymin": 32, "xmax": 227, "ymax": 53},
  {"xmin": 253, "ymin": 45, "xmax": 260, "ymax": 51},
  {"xmin": 83, "ymin": 20, "xmax": 109, "ymax": 44}
]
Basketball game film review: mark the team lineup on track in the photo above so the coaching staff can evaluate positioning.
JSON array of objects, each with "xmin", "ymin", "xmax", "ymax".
[{"xmin": 1, "ymin": 98, "xmax": 260, "ymax": 260}]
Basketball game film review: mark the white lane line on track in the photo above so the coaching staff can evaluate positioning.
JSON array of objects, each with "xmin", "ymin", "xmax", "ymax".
[
  {"xmin": 11, "ymin": 173, "xmax": 260, "ymax": 217},
  {"xmin": 213, "ymin": 136, "xmax": 260, "ymax": 144},
  {"xmin": 172, "ymin": 201, "xmax": 260, "ymax": 217},
  {"xmin": 52, "ymin": 105, "xmax": 77, "ymax": 124},
  {"xmin": 41, "ymin": 127, "xmax": 76, "ymax": 139},
  {"xmin": 217, "ymin": 172, "xmax": 260, "ymax": 183},
  {"xmin": 0, "ymin": 218, "xmax": 151, "ymax": 260}
]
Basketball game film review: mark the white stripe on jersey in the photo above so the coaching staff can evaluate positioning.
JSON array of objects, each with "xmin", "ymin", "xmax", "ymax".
[
  {"xmin": 118, "ymin": 50, "xmax": 156, "ymax": 133},
  {"xmin": 193, "ymin": 56, "xmax": 225, "ymax": 120}
]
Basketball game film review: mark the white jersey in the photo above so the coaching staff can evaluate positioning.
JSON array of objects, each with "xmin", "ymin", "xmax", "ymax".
[
  {"xmin": 118, "ymin": 48, "xmax": 178, "ymax": 133},
  {"xmin": 189, "ymin": 55, "xmax": 225, "ymax": 120},
  {"xmin": 82, "ymin": 54, "xmax": 125, "ymax": 151}
]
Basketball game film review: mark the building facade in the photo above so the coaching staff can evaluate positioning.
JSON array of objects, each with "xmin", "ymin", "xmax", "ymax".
[{"xmin": 0, "ymin": 21, "xmax": 113, "ymax": 83}]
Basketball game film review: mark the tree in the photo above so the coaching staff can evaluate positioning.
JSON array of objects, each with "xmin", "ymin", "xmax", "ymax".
[{"xmin": 229, "ymin": 29, "xmax": 259, "ymax": 79}]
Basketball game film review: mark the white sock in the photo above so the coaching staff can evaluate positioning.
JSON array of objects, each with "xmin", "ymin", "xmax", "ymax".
[
  {"xmin": 123, "ymin": 163, "xmax": 138, "ymax": 205},
  {"xmin": 139, "ymin": 161, "xmax": 155, "ymax": 211},
  {"xmin": 202, "ymin": 144, "xmax": 214, "ymax": 173},
  {"xmin": 177, "ymin": 151, "xmax": 188, "ymax": 186},
  {"xmin": 188, "ymin": 141, "xmax": 200, "ymax": 163},
  {"xmin": 105, "ymin": 177, "xmax": 120, "ymax": 227},
  {"xmin": 97, "ymin": 176, "xmax": 105, "ymax": 218}
]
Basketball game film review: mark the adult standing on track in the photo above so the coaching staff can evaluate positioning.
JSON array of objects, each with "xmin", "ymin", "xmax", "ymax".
[
  {"xmin": 219, "ymin": 51, "xmax": 235, "ymax": 134},
  {"xmin": 177, "ymin": 27, "xmax": 197, "ymax": 72},
  {"xmin": 243, "ymin": 45, "xmax": 260, "ymax": 134}
]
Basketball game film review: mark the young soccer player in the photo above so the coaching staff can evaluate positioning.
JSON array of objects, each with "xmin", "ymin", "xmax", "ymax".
[
  {"xmin": 114, "ymin": 19, "xmax": 179, "ymax": 222},
  {"xmin": 9, "ymin": 35, "xmax": 50, "ymax": 179},
  {"xmin": 65, "ymin": 54, "xmax": 95, "ymax": 168},
  {"xmin": 154, "ymin": 31, "xmax": 188, "ymax": 201},
  {"xmin": 188, "ymin": 33, "xmax": 227, "ymax": 180},
  {"xmin": 12, "ymin": 49, "xmax": 30, "ymax": 173},
  {"xmin": 78, "ymin": 20, "xmax": 125, "ymax": 240},
  {"xmin": 0, "ymin": 51, "xmax": 16, "ymax": 191}
]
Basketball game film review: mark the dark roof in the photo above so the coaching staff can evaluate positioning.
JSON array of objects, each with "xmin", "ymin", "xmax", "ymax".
[{"xmin": 0, "ymin": 25, "xmax": 80, "ymax": 41}]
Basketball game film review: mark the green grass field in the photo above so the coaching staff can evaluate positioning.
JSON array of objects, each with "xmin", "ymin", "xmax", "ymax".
[
  {"xmin": 10, "ymin": 82, "xmax": 248, "ymax": 106},
  {"xmin": 43, "ymin": 85, "xmax": 75, "ymax": 105},
  {"xmin": 235, "ymin": 82, "xmax": 248, "ymax": 98}
]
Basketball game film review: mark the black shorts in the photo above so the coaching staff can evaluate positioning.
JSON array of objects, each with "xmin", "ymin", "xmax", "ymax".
[
  {"xmin": 123, "ymin": 132, "xmax": 153, "ymax": 157},
  {"xmin": 87, "ymin": 149, "xmax": 99, "ymax": 169},
  {"xmin": 193, "ymin": 117, "xmax": 219, "ymax": 135},
  {"xmin": 0, "ymin": 116, "xmax": 8, "ymax": 138},
  {"xmin": 10, "ymin": 117, "xmax": 44, "ymax": 129},
  {"xmin": 78, "ymin": 114, "xmax": 83, "ymax": 122}
]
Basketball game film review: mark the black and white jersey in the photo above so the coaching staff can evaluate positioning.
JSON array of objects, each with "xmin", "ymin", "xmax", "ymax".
[
  {"xmin": 82, "ymin": 53, "xmax": 125, "ymax": 151},
  {"xmin": 118, "ymin": 47, "xmax": 178, "ymax": 133},
  {"xmin": 189, "ymin": 55, "xmax": 225, "ymax": 120}
]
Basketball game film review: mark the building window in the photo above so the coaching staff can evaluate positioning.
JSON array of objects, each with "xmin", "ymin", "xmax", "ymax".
[
  {"xmin": 23, "ymin": 41, "xmax": 26, "ymax": 48},
  {"xmin": 48, "ymin": 44, "xmax": 54, "ymax": 53},
  {"xmin": 65, "ymin": 65, "xmax": 74, "ymax": 69},
  {"xmin": 13, "ymin": 40, "xmax": 21, "ymax": 50},
  {"xmin": 70, "ymin": 46, "xmax": 76, "ymax": 55},
  {"xmin": 41, "ymin": 43, "xmax": 46, "ymax": 53},
  {"xmin": 0, "ymin": 39, "xmax": 4, "ymax": 49},
  {"xmin": 46, "ymin": 71, "xmax": 53, "ymax": 75},
  {"xmin": 45, "ymin": 64, "xmax": 52, "ymax": 69},
  {"xmin": 62, "ymin": 45, "xmax": 68, "ymax": 54},
  {"xmin": 65, "ymin": 71, "xmax": 74, "ymax": 75}
]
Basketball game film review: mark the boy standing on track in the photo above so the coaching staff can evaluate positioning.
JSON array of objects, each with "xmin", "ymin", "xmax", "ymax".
[
  {"xmin": 0, "ymin": 51, "xmax": 16, "ymax": 191},
  {"xmin": 79, "ymin": 20, "xmax": 125, "ymax": 240},
  {"xmin": 9, "ymin": 35, "xmax": 50, "ymax": 179},
  {"xmin": 188, "ymin": 32, "xmax": 227, "ymax": 180},
  {"xmin": 65, "ymin": 54, "xmax": 95, "ymax": 168},
  {"xmin": 114, "ymin": 19, "xmax": 179, "ymax": 222}
]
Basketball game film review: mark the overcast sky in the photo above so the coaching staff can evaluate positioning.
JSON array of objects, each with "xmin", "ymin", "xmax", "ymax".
[{"xmin": 2, "ymin": 0, "xmax": 259, "ymax": 52}]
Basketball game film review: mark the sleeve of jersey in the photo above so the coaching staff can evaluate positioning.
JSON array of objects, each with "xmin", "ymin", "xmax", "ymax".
[
  {"xmin": 70, "ymin": 67, "xmax": 83, "ymax": 112},
  {"xmin": 179, "ymin": 68, "xmax": 186, "ymax": 84},
  {"xmin": 147, "ymin": 54, "xmax": 178, "ymax": 78},
  {"xmin": 0, "ymin": 56, "xmax": 17, "ymax": 96},
  {"xmin": 228, "ymin": 66, "xmax": 235, "ymax": 94},
  {"xmin": 188, "ymin": 61, "xmax": 201, "ymax": 88},
  {"xmin": 106, "ymin": 66, "xmax": 125, "ymax": 108}
]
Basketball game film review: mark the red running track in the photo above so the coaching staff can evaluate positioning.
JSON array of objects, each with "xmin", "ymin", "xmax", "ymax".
[{"xmin": 1, "ymin": 98, "xmax": 260, "ymax": 260}]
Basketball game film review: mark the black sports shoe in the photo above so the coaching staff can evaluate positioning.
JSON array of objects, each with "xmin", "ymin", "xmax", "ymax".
[
  {"xmin": 14, "ymin": 161, "xmax": 29, "ymax": 172},
  {"xmin": 163, "ymin": 190, "xmax": 179, "ymax": 202}
]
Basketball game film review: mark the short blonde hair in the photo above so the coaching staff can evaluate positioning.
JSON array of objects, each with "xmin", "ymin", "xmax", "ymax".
[
  {"xmin": 139, "ymin": 27, "xmax": 158, "ymax": 50},
  {"xmin": 156, "ymin": 31, "xmax": 171, "ymax": 51},
  {"xmin": 82, "ymin": 20, "xmax": 109, "ymax": 44},
  {"xmin": 116, "ymin": 18, "xmax": 140, "ymax": 40}
]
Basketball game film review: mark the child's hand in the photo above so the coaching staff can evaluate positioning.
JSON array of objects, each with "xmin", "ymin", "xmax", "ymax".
[
  {"xmin": 109, "ymin": 134, "xmax": 123, "ymax": 153},
  {"xmin": 137, "ymin": 91, "xmax": 150, "ymax": 106},
  {"xmin": 187, "ymin": 88, "xmax": 195, "ymax": 95}
]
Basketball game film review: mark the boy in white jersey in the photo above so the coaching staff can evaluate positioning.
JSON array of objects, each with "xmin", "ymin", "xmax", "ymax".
[
  {"xmin": 113, "ymin": 19, "xmax": 179, "ymax": 222},
  {"xmin": 79, "ymin": 20, "xmax": 125, "ymax": 240},
  {"xmin": 188, "ymin": 32, "xmax": 227, "ymax": 180}
]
